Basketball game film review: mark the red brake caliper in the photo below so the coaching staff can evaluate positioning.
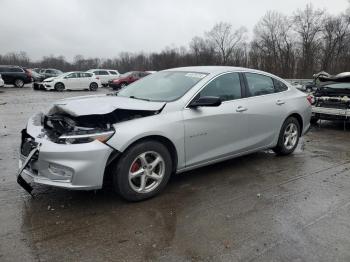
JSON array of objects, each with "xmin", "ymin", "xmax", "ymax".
[{"xmin": 130, "ymin": 161, "xmax": 140, "ymax": 173}]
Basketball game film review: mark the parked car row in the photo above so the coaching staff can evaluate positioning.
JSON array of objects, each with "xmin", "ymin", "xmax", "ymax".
[{"xmin": 0, "ymin": 64, "xmax": 153, "ymax": 91}]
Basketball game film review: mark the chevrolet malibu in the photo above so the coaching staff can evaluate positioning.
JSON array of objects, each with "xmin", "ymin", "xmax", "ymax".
[{"xmin": 18, "ymin": 66, "xmax": 311, "ymax": 201}]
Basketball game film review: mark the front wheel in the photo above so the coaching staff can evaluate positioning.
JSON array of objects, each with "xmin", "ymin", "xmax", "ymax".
[
  {"xmin": 113, "ymin": 141, "xmax": 172, "ymax": 201},
  {"xmin": 89, "ymin": 82, "xmax": 98, "ymax": 91},
  {"xmin": 14, "ymin": 79, "xmax": 24, "ymax": 88},
  {"xmin": 54, "ymin": 82, "xmax": 65, "ymax": 92},
  {"xmin": 273, "ymin": 117, "xmax": 300, "ymax": 155}
]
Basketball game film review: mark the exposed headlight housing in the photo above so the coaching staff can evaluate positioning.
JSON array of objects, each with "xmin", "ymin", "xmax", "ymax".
[{"xmin": 58, "ymin": 130, "xmax": 115, "ymax": 144}]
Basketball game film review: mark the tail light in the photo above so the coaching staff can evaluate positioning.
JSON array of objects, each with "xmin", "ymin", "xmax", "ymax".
[{"xmin": 307, "ymin": 95, "xmax": 315, "ymax": 105}]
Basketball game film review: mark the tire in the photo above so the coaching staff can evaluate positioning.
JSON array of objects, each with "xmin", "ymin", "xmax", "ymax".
[
  {"xmin": 273, "ymin": 117, "xmax": 300, "ymax": 156},
  {"xmin": 89, "ymin": 82, "xmax": 98, "ymax": 91},
  {"xmin": 113, "ymin": 140, "xmax": 172, "ymax": 201},
  {"xmin": 54, "ymin": 82, "xmax": 65, "ymax": 92},
  {"xmin": 14, "ymin": 79, "xmax": 24, "ymax": 88}
]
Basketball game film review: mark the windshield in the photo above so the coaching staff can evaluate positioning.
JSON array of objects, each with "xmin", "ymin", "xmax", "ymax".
[
  {"xmin": 120, "ymin": 72, "xmax": 132, "ymax": 77},
  {"xmin": 117, "ymin": 71, "xmax": 208, "ymax": 102}
]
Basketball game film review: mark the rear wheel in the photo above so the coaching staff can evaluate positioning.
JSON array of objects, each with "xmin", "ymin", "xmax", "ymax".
[
  {"xmin": 273, "ymin": 117, "xmax": 300, "ymax": 155},
  {"xmin": 14, "ymin": 79, "xmax": 24, "ymax": 88},
  {"xmin": 54, "ymin": 82, "xmax": 65, "ymax": 92},
  {"xmin": 113, "ymin": 140, "xmax": 172, "ymax": 201},
  {"xmin": 89, "ymin": 82, "xmax": 98, "ymax": 91}
]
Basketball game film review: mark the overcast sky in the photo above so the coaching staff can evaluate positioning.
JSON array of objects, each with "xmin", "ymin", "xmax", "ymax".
[{"xmin": 0, "ymin": 0, "xmax": 348, "ymax": 61}]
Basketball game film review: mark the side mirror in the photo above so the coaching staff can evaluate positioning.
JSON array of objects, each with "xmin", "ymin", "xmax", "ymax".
[{"xmin": 189, "ymin": 96, "xmax": 222, "ymax": 108}]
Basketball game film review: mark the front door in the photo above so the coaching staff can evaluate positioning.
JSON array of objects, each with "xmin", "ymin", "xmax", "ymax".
[{"xmin": 183, "ymin": 72, "xmax": 249, "ymax": 167}]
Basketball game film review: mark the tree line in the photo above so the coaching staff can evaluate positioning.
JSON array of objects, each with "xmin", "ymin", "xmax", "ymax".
[{"xmin": 0, "ymin": 4, "xmax": 349, "ymax": 78}]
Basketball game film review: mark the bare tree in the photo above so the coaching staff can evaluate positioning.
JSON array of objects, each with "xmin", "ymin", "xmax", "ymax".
[
  {"xmin": 320, "ymin": 14, "xmax": 350, "ymax": 72},
  {"xmin": 206, "ymin": 22, "xmax": 247, "ymax": 65},
  {"xmin": 293, "ymin": 4, "xmax": 325, "ymax": 77},
  {"xmin": 252, "ymin": 11, "xmax": 295, "ymax": 77}
]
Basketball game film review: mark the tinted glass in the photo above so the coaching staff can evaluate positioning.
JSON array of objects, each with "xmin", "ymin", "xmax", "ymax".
[
  {"xmin": 199, "ymin": 73, "xmax": 242, "ymax": 102},
  {"xmin": 118, "ymin": 71, "xmax": 207, "ymax": 102},
  {"xmin": 98, "ymin": 70, "xmax": 109, "ymax": 75},
  {"xmin": 9, "ymin": 67, "xmax": 23, "ymax": 73},
  {"xmin": 109, "ymin": 71, "xmax": 118, "ymax": 75},
  {"xmin": 245, "ymin": 73, "xmax": 275, "ymax": 97},
  {"xmin": 81, "ymin": 73, "xmax": 92, "ymax": 78},
  {"xmin": 0, "ymin": 68, "xmax": 6, "ymax": 73},
  {"xmin": 273, "ymin": 78, "xmax": 288, "ymax": 92},
  {"xmin": 66, "ymin": 73, "xmax": 78, "ymax": 78}
]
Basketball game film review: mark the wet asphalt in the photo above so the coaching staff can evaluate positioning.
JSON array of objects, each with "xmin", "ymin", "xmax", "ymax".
[{"xmin": 0, "ymin": 86, "xmax": 350, "ymax": 262}]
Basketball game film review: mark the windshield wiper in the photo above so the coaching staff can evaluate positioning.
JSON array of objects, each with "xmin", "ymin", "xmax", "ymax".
[{"xmin": 129, "ymin": 96, "xmax": 150, "ymax": 101}]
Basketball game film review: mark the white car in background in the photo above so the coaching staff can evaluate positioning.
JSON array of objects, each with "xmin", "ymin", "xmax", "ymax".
[
  {"xmin": 87, "ymin": 69, "xmax": 120, "ymax": 86},
  {"xmin": 0, "ymin": 74, "xmax": 4, "ymax": 87},
  {"xmin": 42, "ymin": 72, "xmax": 101, "ymax": 91}
]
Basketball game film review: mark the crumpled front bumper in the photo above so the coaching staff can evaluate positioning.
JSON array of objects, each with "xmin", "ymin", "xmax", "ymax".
[{"xmin": 18, "ymin": 114, "xmax": 114, "ymax": 192}]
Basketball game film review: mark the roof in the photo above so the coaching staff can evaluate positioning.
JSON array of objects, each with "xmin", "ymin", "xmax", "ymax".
[{"xmin": 164, "ymin": 66, "xmax": 271, "ymax": 75}]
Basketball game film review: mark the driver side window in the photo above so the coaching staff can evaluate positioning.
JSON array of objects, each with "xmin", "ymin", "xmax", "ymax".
[{"xmin": 199, "ymin": 72, "xmax": 242, "ymax": 102}]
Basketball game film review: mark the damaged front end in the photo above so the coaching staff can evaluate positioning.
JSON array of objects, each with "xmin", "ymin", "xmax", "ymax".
[
  {"xmin": 43, "ymin": 105, "xmax": 163, "ymax": 144},
  {"xmin": 18, "ymin": 95, "xmax": 166, "ymax": 194},
  {"xmin": 311, "ymin": 81, "xmax": 350, "ymax": 122}
]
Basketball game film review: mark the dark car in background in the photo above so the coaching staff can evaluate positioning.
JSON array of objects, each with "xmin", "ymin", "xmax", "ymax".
[
  {"xmin": 311, "ymin": 73, "xmax": 350, "ymax": 124},
  {"xmin": 0, "ymin": 65, "xmax": 33, "ymax": 87},
  {"xmin": 108, "ymin": 71, "xmax": 150, "ymax": 90},
  {"xmin": 39, "ymin": 68, "xmax": 63, "ymax": 79}
]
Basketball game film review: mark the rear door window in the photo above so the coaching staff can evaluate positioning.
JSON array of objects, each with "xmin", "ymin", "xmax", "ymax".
[
  {"xmin": 98, "ymin": 70, "xmax": 109, "ymax": 75},
  {"xmin": 9, "ymin": 67, "xmax": 23, "ymax": 73},
  {"xmin": 245, "ymin": 73, "xmax": 275, "ymax": 97},
  {"xmin": 273, "ymin": 79, "xmax": 288, "ymax": 92}
]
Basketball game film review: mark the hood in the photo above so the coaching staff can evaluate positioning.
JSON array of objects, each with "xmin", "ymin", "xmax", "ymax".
[
  {"xmin": 43, "ymin": 77, "xmax": 56, "ymax": 82},
  {"xmin": 49, "ymin": 94, "xmax": 166, "ymax": 117}
]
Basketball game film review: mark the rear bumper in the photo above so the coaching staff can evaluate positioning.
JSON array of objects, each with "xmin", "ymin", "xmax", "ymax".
[{"xmin": 18, "ymin": 114, "xmax": 114, "ymax": 191}]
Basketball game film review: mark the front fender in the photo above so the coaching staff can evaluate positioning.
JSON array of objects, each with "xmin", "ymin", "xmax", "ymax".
[{"xmin": 106, "ymin": 111, "xmax": 185, "ymax": 169}]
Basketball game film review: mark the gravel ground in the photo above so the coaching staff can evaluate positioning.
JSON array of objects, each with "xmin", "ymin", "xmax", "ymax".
[{"xmin": 1, "ymin": 86, "xmax": 350, "ymax": 262}]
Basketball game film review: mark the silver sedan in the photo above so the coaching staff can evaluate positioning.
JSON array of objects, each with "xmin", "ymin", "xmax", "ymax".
[{"xmin": 18, "ymin": 66, "xmax": 312, "ymax": 201}]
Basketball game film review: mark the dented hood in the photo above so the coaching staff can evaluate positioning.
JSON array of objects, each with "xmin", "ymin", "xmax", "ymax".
[{"xmin": 50, "ymin": 94, "xmax": 166, "ymax": 117}]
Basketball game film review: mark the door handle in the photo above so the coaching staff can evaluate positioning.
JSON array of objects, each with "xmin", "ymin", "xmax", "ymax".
[
  {"xmin": 276, "ymin": 100, "xmax": 285, "ymax": 105},
  {"xmin": 236, "ymin": 106, "xmax": 248, "ymax": 112}
]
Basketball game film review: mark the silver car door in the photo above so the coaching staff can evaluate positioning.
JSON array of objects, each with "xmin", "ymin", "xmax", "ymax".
[
  {"xmin": 235, "ymin": 72, "xmax": 290, "ymax": 150},
  {"xmin": 183, "ymin": 72, "xmax": 249, "ymax": 167}
]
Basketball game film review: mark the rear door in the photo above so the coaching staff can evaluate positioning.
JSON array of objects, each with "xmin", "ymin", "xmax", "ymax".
[
  {"xmin": 97, "ymin": 70, "xmax": 109, "ymax": 84},
  {"xmin": 64, "ymin": 73, "xmax": 80, "ymax": 90},
  {"xmin": 80, "ymin": 73, "xmax": 92, "ymax": 89},
  {"xmin": 235, "ymin": 72, "xmax": 290, "ymax": 150}
]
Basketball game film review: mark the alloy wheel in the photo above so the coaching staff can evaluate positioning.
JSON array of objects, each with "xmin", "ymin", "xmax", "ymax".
[
  {"xmin": 283, "ymin": 123, "xmax": 298, "ymax": 150},
  {"xmin": 128, "ymin": 151, "xmax": 165, "ymax": 193}
]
